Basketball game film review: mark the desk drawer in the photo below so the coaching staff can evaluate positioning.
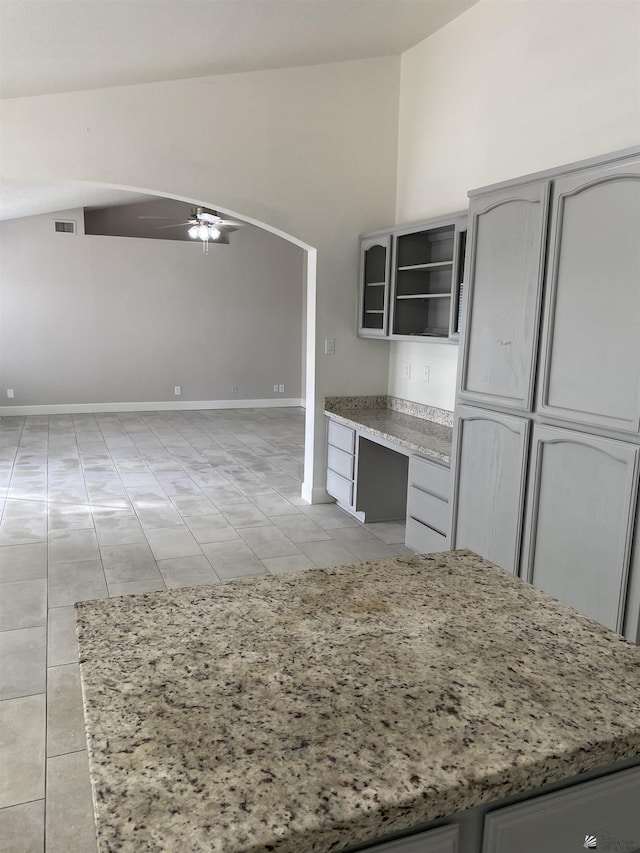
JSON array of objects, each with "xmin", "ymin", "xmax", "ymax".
[
  {"xmin": 327, "ymin": 445, "xmax": 354, "ymax": 480},
  {"xmin": 328, "ymin": 420, "xmax": 355, "ymax": 453},
  {"xmin": 326, "ymin": 469, "xmax": 353, "ymax": 506},
  {"xmin": 408, "ymin": 486, "xmax": 450, "ymax": 535},
  {"xmin": 406, "ymin": 518, "xmax": 449, "ymax": 554},
  {"xmin": 409, "ymin": 455, "xmax": 450, "ymax": 501}
]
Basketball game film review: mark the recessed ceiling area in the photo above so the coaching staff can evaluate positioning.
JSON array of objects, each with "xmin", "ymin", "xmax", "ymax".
[
  {"xmin": 0, "ymin": 0, "xmax": 478, "ymax": 99},
  {"xmin": 84, "ymin": 198, "xmax": 249, "ymax": 243}
]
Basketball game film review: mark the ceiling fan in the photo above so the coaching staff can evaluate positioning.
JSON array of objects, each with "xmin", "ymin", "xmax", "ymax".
[{"xmin": 139, "ymin": 207, "xmax": 245, "ymax": 251}]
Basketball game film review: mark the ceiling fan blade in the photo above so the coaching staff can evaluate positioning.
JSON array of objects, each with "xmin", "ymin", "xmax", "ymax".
[
  {"xmin": 216, "ymin": 220, "xmax": 245, "ymax": 228},
  {"xmin": 198, "ymin": 212, "xmax": 245, "ymax": 228},
  {"xmin": 138, "ymin": 215, "xmax": 179, "ymax": 220},
  {"xmin": 156, "ymin": 222, "xmax": 192, "ymax": 229}
]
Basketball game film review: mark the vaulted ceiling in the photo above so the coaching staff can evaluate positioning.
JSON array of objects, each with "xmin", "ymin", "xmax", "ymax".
[
  {"xmin": 0, "ymin": 0, "xmax": 478, "ymax": 221},
  {"xmin": 0, "ymin": 0, "xmax": 477, "ymax": 99}
]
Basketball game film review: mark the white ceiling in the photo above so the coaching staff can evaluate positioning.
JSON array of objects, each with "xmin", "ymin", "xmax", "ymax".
[
  {"xmin": 0, "ymin": 0, "xmax": 477, "ymax": 99},
  {"xmin": 0, "ymin": 0, "xmax": 478, "ymax": 221}
]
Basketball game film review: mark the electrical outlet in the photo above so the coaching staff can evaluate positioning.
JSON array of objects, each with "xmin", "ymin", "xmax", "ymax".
[
  {"xmin": 324, "ymin": 339, "xmax": 335, "ymax": 355},
  {"xmin": 231, "ymin": 386, "xmax": 238, "ymax": 395},
  {"xmin": 278, "ymin": 384, "xmax": 285, "ymax": 393},
  {"xmin": 403, "ymin": 363, "xmax": 411, "ymax": 379},
  {"xmin": 7, "ymin": 389, "xmax": 14, "ymax": 399},
  {"xmin": 174, "ymin": 386, "xmax": 181, "ymax": 396},
  {"xmin": 422, "ymin": 365, "xmax": 431, "ymax": 383},
  {"xmin": 273, "ymin": 384, "xmax": 279, "ymax": 392}
]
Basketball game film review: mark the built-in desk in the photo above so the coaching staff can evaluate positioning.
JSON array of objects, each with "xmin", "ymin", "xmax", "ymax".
[{"xmin": 324, "ymin": 398, "xmax": 453, "ymax": 552}]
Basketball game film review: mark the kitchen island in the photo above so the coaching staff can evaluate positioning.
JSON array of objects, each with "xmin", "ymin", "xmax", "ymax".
[{"xmin": 76, "ymin": 551, "xmax": 640, "ymax": 853}]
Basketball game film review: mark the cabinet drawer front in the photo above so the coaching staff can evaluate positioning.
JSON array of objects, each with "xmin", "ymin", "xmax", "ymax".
[
  {"xmin": 362, "ymin": 823, "xmax": 458, "ymax": 852},
  {"xmin": 406, "ymin": 517, "xmax": 449, "ymax": 554},
  {"xmin": 483, "ymin": 765, "xmax": 640, "ymax": 853},
  {"xmin": 408, "ymin": 486, "xmax": 450, "ymax": 535},
  {"xmin": 326, "ymin": 469, "xmax": 353, "ymax": 506},
  {"xmin": 327, "ymin": 445, "xmax": 354, "ymax": 480},
  {"xmin": 328, "ymin": 420, "xmax": 356, "ymax": 453},
  {"xmin": 410, "ymin": 455, "xmax": 451, "ymax": 500}
]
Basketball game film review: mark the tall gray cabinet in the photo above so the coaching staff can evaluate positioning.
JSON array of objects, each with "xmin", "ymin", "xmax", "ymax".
[{"xmin": 451, "ymin": 147, "xmax": 640, "ymax": 641}]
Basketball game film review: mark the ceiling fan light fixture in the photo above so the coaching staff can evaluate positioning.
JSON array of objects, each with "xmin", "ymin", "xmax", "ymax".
[
  {"xmin": 208, "ymin": 226, "xmax": 221, "ymax": 240},
  {"xmin": 197, "ymin": 224, "xmax": 210, "ymax": 241},
  {"xmin": 188, "ymin": 225, "xmax": 199, "ymax": 239}
]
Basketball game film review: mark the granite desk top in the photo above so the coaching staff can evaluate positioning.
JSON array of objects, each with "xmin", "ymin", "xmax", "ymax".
[
  {"xmin": 76, "ymin": 550, "xmax": 640, "ymax": 853},
  {"xmin": 324, "ymin": 405, "xmax": 453, "ymax": 465}
]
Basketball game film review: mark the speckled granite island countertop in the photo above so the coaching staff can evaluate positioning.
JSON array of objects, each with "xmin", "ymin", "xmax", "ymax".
[
  {"xmin": 324, "ymin": 396, "xmax": 453, "ymax": 464},
  {"xmin": 76, "ymin": 550, "xmax": 640, "ymax": 852}
]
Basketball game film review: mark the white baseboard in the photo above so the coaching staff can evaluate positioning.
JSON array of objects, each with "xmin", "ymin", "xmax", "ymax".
[
  {"xmin": 0, "ymin": 398, "xmax": 304, "ymax": 417},
  {"xmin": 304, "ymin": 485, "xmax": 334, "ymax": 505}
]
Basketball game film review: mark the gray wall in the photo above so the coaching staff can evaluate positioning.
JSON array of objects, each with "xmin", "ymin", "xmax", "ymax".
[{"xmin": 0, "ymin": 208, "xmax": 305, "ymax": 407}]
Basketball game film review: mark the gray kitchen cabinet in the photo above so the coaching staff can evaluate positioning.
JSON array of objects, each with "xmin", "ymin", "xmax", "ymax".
[
  {"xmin": 537, "ymin": 154, "xmax": 640, "ymax": 433},
  {"xmin": 482, "ymin": 765, "xmax": 640, "ymax": 853},
  {"xmin": 458, "ymin": 180, "xmax": 549, "ymax": 411},
  {"xmin": 521, "ymin": 424, "xmax": 640, "ymax": 633},
  {"xmin": 359, "ymin": 824, "xmax": 458, "ymax": 852},
  {"xmin": 390, "ymin": 217, "xmax": 467, "ymax": 341},
  {"xmin": 406, "ymin": 452, "xmax": 451, "ymax": 554},
  {"xmin": 358, "ymin": 234, "xmax": 391, "ymax": 338},
  {"xmin": 624, "ymin": 497, "xmax": 640, "ymax": 643},
  {"xmin": 450, "ymin": 405, "xmax": 529, "ymax": 576},
  {"xmin": 326, "ymin": 420, "xmax": 357, "ymax": 513},
  {"xmin": 357, "ymin": 212, "xmax": 467, "ymax": 343}
]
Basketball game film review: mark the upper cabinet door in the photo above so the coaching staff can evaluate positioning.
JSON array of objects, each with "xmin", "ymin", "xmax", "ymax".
[
  {"xmin": 458, "ymin": 181, "xmax": 550, "ymax": 411},
  {"xmin": 537, "ymin": 155, "xmax": 640, "ymax": 432},
  {"xmin": 521, "ymin": 424, "xmax": 640, "ymax": 634},
  {"xmin": 358, "ymin": 234, "xmax": 391, "ymax": 338}
]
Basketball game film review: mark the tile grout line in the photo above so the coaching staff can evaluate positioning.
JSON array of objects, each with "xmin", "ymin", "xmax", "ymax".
[{"xmin": 1, "ymin": 407, "xmax": 408, "ymax": 850}]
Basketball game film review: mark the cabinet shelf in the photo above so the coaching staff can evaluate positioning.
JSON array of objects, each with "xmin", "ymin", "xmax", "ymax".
[
  {"xmin": 397, "ymin": 261, "xmax": 453, "ymax": 272},
  {"xmin": 365, "ymin": 281, "xmax": 386, "ymax": 287},
  {"xmin": 365, "ymin": 310, "xmax": 384, "ymax": 314},
  {"xmin": 396, "ymin": 293, "xmax": 451, "ymax": 300}
]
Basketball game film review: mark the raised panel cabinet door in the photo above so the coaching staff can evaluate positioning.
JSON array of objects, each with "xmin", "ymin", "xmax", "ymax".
[
  {"xmin": 521, "ymin": 424, "xmax": 640, "ymax": 633},
  {"xmin": 450, "ymin": 405, "xmax": 530, "ymax": 575},
  {"xmin": 458, "ymin": 180, "xmax": 549, "ymax": 410},
  {"xmin": 482, "ymin": 765, "xmax": 640, "ymax": 853},
  {"xmin": 358, "ymin": 234, "xmax": 391, "ymax": 338},
  {"xmin": 537, "ymin": 154, "xmax": 640, "ymax": 432},
  {"xmin": 623, "ymin": 495, "xmax": 640, "ymax": 643}
]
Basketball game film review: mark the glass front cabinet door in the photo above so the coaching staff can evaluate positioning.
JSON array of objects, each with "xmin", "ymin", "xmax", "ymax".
[{"xmin": 358, "ymin": 234, "xmax": 391, "ymax": 338}]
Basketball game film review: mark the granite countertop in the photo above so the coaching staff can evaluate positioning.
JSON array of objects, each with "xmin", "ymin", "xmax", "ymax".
[
  {"xmin": 324, "ymin": 398, "xmax": 453, "ymax": 464},
  {"xmin": 76, "ymin": 550, "xmax": 640, "ymax": 853}
]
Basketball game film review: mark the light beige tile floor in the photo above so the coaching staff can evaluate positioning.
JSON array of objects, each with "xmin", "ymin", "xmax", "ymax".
[{"xmin": 0, "ymin": 408, "xmax": 409, "ymax": 851}]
